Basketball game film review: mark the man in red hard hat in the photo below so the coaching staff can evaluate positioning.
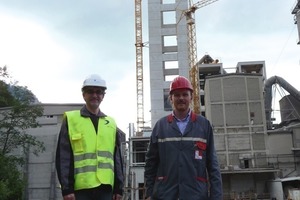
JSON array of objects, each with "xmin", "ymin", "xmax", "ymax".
[
  {"xmin": 145, "ymin": 76, "xmax": 223, "ymax": 200},
  {"xmin": 169, "ymin": 75, "xmax": 194, "ymax": 92}
]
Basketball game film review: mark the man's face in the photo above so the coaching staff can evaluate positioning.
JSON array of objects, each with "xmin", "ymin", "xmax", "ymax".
[
  {"xmin": 82, "ymin": 86, "xmax": 105, "ymax": 110},
  {"xmin": 170, "ymin": 89, "xmax": 192, "ymax": 112}
]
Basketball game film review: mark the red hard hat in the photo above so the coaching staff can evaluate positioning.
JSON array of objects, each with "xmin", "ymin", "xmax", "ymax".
[{"xmin": 169, "ymin": 76, "xmax": 193, "ymax": 94}]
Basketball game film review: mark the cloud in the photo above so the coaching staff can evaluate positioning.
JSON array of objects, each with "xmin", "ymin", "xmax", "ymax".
[
  {"xmin": 101, "ymin": 70, "xmax": 137, "ymax": 133},
  {"xmin": 0, "ymin": 0, "xmax": 299, "ymax": 133}
]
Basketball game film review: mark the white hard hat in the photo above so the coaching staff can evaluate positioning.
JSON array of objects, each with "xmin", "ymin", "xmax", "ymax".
[{"xmin": 82, "ymin": 74, "xmax": 107, "ymax": 90}]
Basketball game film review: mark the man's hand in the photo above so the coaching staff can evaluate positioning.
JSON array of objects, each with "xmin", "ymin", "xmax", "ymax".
[
  {"xmin": 63, "ymin": 193, "xmax": 75, "ymax": 200},
  {"xmin": 112, "ymin": 194, "xmax": 122, "ymax": 200}
]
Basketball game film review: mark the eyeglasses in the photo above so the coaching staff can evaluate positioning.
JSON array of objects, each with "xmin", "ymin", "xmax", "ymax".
[{"xmin": 85, "ymin": 89, "xmax": 105, "ymax": 95}]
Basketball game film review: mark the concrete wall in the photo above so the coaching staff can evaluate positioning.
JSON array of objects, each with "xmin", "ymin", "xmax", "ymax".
[
  {"xmin": 267, "ymin": 127, "xmax": 300, "ymax": 178},
  {"xmin": 222, "ymin": 173, "xmax": 273, "ymax": 198},
  {"xmin": 25, "ymin": 104, "xmax": 83, "ymax": 200},
  {"xmin": 26, "ymin": 127, "xmax": 61, "ymax": 200},
  {"xmin": 205, "ymin": 74, "xmax": 267, "ymax": 168},
  {"xmin": 129, "ymin": 167, "xmax": 145, "ymax": 200},
  {"xmin": 148, "ymin": 0, "xmax": 190, "ymax": 127},
  {"xmin": 296, "ymin": 10, "xmax": 300, "ymax": 44}
]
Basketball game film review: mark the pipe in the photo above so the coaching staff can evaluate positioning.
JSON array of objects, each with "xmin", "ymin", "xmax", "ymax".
[{"xmin": 264, "ymin": 76, "xmax": 300, "ymax": 129}]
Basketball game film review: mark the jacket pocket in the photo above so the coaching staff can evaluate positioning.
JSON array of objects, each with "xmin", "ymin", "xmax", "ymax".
[
  {"xmin": 71, "ymin": 133, "xmax": 84, "ymax": 153},
  {"xmin": 152, "ymin": 176, "xmax": 166, "ymax": 199}
]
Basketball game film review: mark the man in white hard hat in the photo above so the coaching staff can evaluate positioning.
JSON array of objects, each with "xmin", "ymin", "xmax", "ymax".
[{"xmin": 56, "ymin": 74, "xmax": 124, "ymax": 200}]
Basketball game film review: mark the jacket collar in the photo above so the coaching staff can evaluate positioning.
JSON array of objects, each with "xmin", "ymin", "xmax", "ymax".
[{"xmin": 167, "ymin": 110, "xmax": 197, "ymax": 123}]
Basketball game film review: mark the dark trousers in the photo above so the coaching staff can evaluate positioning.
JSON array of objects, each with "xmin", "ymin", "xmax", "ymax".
[{"xmin": 75, "ymin": 184, "xmax": 113, "ymax": 200}]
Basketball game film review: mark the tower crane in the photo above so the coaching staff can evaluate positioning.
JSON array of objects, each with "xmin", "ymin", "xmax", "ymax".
[
  {"xmin": 134, "ymin": 0, "xmax": 219, "ymax": 132},
  {"xmin": 184, "ymin": 0, "xmax": 219, "ymax": 114},
  {"xmin": 135, "ymin": 0, "xmax": 144, "ymax": 134}
]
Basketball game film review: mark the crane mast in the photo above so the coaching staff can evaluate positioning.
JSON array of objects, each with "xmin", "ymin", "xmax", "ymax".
[
  {"xmin": 185, "ymin": 0, "xmax": 219, "ymax": 114},
  {"xmin": 135, "ymin": 0, "xmax": 144, "ymax": 134},
  {"xmin": 185, "ymin": 4, "xmax": 200, "ymax": 114},
  {"xmin": 134, "ymin": 0, "xmax": 218, "ymax": 130}
]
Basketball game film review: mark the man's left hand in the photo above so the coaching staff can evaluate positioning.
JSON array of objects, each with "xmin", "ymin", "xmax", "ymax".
[{"xmin": 112, "ymin": 194, "xmax": 122, "ymax": 200}]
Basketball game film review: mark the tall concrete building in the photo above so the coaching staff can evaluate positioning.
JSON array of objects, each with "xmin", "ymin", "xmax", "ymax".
[
  {"xmin": 204, "ymin": 64, "xmax": 274, "ymax": 196},
  {"xmin": 148, "ymin": 0, "xmax": 223, "ymax": 126},
  {"xmin": 292, "ymin": 0, "xmax": 300, "ymax": 44},
  {"xmin": 148, "ymin": 0, "xmax": 190, "ymax": 127}
]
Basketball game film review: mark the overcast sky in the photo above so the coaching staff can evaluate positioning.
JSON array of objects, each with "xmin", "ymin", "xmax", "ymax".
[{"xmin": 0, "ymin": 0, "xmax": 299, "ymax": 133}]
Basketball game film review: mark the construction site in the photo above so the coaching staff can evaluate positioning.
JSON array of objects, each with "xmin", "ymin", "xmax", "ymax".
[{"xmin": 2, "ymin": 0, "xmax": 300, "ymax": 199}]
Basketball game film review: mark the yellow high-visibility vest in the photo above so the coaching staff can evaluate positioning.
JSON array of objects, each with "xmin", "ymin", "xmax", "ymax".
[{"xmin": 66, "ymin": 110, "xmax": 116, "ymax": 190}]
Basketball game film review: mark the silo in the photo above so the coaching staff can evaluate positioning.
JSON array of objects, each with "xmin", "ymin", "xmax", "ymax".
[{"xmin": 279, "ymin": 95, "xmax": 300, "ymax": 122}]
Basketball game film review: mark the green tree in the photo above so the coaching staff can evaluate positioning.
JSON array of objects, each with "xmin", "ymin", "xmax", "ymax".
[
  {"xmin": 0, "ymin": 66, "xmax": 14, "ymax": 107},
  {"xmin": 0, "ymin": 66, "xmax": 45, "ymax": 200},
  {"xmin": 0, "ymin": 155, "xmax": 24, "ymax": 200}
]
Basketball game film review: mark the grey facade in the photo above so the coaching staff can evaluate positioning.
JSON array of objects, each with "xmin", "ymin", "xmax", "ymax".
[
  {"xmin": 205, "ymin": 73, "xmax": 268, "ymax": 169},
  {"xmin": 204, "ymin": 73, "xmax": 275, "ymax": 198},
  {"xmin": 148, "ymin": 0, "xmax": 190, "ymax": 127},
  {"xmin": 127, "ymin": 67, "xmax": 300, "ymax": 199},
  {"xmin": 144, "ymin": 0, "xmax": 300, "ymax": 198},
  {"xmin": 24, "ymin": 104, "xmax": 83, "ymax": 200},
  {"xmin": 292, "ymin": 0, "xmax": 300, "ymax": 45}
]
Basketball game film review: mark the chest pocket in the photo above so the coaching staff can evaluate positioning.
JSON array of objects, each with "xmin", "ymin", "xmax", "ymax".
[{"xmin": 71, "ymin": 133, "xmax": 84, "ymax": 153}]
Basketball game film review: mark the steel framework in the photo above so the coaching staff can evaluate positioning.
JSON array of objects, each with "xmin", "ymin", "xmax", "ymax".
[
  {"xmin": 135, "ymin": 0, "xmax": 144, "ymax": 134},
  {"xmin": 185, "ymin": 0, "xmax": 219, "ymax": 114}
]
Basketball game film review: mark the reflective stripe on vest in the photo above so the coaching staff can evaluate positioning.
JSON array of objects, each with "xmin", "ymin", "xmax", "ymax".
[{"xmin": 66, "ymin": 110, "xmax": 116, "ymax": 190}]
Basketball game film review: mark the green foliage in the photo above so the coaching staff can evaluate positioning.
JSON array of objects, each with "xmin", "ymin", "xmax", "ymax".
[
  {"xmin": 0, "ymin": 66, "xmax": 45, "ymax": 199},
  {"xmin": 0, "ymin": 104, "xmax": 45, "ymax": 155},
  {"xmin": 0, "ymin": 66, "xmax": 14, "ymax": 107},
  {"xmin": 0, "ymin": 84, "xmax": 45, "ymax": 156},
  {"xmin": 0, "ymin": 81, "xmax": 15, "ymax": 107},
  {"xmin": 0, "ymin": 155, "xmax": 25, "ymax": 200},
  {"xmin": 0, "ymin": 65, "xmax": 9, "ymax": 78}
]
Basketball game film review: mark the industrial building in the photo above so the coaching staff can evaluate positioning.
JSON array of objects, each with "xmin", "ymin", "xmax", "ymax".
[
  {"xmin": 127, "ymin": 61, "xmax": 300, "ymax": 199},
  {"xmin": 24, "ymin": 104, "xmax": 85, "ymax": 200},
  {"xmin": 292, "ymin": 0, "xmax": 300, "ymax": 44},
  {"xmin": 10, "ymin": 62, "xmax": 300, "ymax": 200},
  {"xmin": 126, "ymin": 0, "xmax": 300, "ymax": 199}
]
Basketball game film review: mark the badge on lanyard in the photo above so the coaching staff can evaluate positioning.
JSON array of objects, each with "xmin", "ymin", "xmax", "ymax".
[
  {"xmin": 194, "ymin": 141, "xmax": 206, "ymax": 160},
  {"xmin": 195, "ymin": 150, "xmax": 202, "ymax": 159}
]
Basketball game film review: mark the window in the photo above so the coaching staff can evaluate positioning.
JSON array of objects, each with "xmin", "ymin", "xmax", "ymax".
[
  {"xmin": 162, "ymin": 11, "xmax": 176, "ymax": 25},
  {"xmin": 164, "ymin": 88, "xmax": 172, "ymax": 111},
  {"xmin": 164, "ymin": 61, "xmax": 178, "ymax": 69},
  {"xmin": 132, "ymin": 140, "xmax": 149, "ymax": 164},
  {"xmin": 163, "ymin": 35, "xmax": 177, "ymax": 47},
  {"xmin": 162, "ymin": 0, "xmax": 175, "ymax": 4}
]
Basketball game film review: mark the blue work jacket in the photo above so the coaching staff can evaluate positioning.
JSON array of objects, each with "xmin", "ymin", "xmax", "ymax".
[{"xmin": 145, "ymin": 112, "xmax": 223, "ymax": 200}]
